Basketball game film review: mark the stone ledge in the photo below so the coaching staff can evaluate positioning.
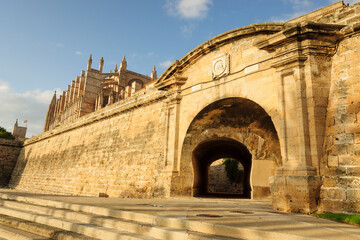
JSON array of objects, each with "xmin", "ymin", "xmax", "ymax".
[{"xmin": 0, "ymin": 139, "xmax": 22, "ymax": 148}]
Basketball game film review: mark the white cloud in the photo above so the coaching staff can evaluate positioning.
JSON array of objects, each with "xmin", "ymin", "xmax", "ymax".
[
  {"xmin": 0, "ymin": 78, "xmax": 60, "ymax": 138},
  {"xmin": 271, "ymin": 0, "xmax": 316, "ymax": 22},
  {"xmin": 75, "ymin": 51, "xmax": 82, "ymax": 55},
  {"xmin": 159, "ymin": 60, "xmax": 173, "ymax": 69},
  {"xmin": 329, "ymin": 0, "xmax": 360, "ymax": 4},
  {"xmin": 56, "ymin": 43, "xmax": 64, "ymax": 47},
  {"xmin": 165, "ymin": 0, "xmax": 212, "ymax": 19},
  {"xmin": 19, "ymin": 89, "xmax": 58, "ymax": 105},
  {"xmin": 285, "ymin": 0, "xmax": 312, "ymax": 10},
  {"xmin": 273, "ymin": 0, "xmax": 360, "ymax": 22},
  {"xmin": 270, "ymin": 12, "xmax": 306, "ymax": 22}
]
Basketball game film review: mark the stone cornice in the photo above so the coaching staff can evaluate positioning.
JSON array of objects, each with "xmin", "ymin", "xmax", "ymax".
[
  {"xmin": 255, "ymin": 22, "xmax": 345, "ymax": 51},
  {"xmin": 155, "ymin": 74, "xmax": 187, "ymax": 91},
  {"xmin": 155, "ymin": 23, "xmax": 286, "ymax": 89}
]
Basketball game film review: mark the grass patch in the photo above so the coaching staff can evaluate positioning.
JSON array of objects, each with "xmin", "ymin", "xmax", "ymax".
[{"xmin": 312, "ymin": 212, "xmax": 360, "ymax": 226}]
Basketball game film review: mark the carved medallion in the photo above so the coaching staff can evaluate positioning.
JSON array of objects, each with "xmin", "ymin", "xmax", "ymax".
[{"xmin": 212, "ymin": 53, "xmax": 230, "ymax": 79}]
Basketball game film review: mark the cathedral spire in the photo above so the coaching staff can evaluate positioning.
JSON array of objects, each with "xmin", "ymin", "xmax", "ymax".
[
  {"xmin": 150, "ymin": 65, "xmax": 157, "ymax": 80},
  {"xmin": 99, "ymin": 57, "xmax": 104, "ymax": 73},
  {"xmin": 87, "ymin": 54, "xmax": 92, "ymax": 70},
  {"xmin": 114, "ymin": 64, "xmax": 118, "ymax": 72},
  {"xmin": 120, "ymin": 56, "xmax": 127, "ymax": 71}
]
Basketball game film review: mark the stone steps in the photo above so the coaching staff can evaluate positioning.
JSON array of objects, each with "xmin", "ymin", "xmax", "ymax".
[
  {"xmin": 0, "ymin": 223, "xmax": 50, "ymax": 240},
  {"xmin": 0, "ymin": 193, "xmax": 282, "ymax": 240},
  {"xmin": 0, "ymin": 193, "xmax": 244, "ymax": 240},
  {"xmin": 0, "ymin": 199, "xmax": 194, "ymax": 240},
  {"xmin": 0, "ymin": 213, "xmax": 97, "ymax": 240},
  {"xmin": 0, "ymin": 205, "xmax": 157, "ymax": 240}
]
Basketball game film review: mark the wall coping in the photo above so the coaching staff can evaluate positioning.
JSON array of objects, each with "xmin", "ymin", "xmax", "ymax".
[
  {"xmin": 0, "ymin": 138, "xmax": 23, "ymax": 147},
  {"xmin": 155, "ymin": 23, "xmax": 287, "ymax": 86}
]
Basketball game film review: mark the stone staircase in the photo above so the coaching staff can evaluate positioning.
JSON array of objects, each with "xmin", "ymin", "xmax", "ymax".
[
  {"xmin": 0, "ymin": 192, "xmax": 358, "ymax": 240},
  {"xmin": 0, "ymin": 193, "xmax": 257, "ymax": 240}
]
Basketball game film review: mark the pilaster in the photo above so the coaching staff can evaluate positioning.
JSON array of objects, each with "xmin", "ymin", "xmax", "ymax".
[
  {"xmin": 256, "ymin": 22, "xmax": 344, "ymax": 212},
  {"xmin": 156, "ymin": 74, "xmax": 187, "ymax": 196}
]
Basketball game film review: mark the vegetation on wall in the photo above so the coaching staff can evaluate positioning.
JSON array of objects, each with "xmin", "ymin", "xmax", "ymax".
[
  {"xmin": 0, "ymin": 126, "xmax": 15, "ymax": 140},
  {"xmin": 222, "ymin": 158, "xmax": 244, "ymax": 183}
]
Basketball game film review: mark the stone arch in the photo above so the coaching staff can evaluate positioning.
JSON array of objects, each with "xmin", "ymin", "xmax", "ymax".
[{"xmin": 172, "ymin": 97, "xmax": 282, "ymax": 199}]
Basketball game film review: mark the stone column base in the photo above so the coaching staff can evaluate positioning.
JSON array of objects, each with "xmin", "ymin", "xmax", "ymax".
[{"xmin": 270, "ymin": 166, "xmax": 321, "ymax": 213}]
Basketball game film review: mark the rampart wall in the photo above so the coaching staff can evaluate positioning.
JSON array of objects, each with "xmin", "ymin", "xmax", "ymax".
[{"xmin": 9, "ymin": 88, "xmax": 170, "ymax": 198}]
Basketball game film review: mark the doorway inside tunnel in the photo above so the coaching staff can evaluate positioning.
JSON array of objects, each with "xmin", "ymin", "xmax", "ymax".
[{"xmin": 192, "ymin": 138, "xmax": 252, "ymax": 198}]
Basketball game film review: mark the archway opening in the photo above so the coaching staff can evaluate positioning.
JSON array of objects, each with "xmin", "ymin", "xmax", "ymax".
[
  {"xmin": 173, "ymin": 97, "xmax": 281, "ymax": 199},
  {"xmin": 208, "ymin": 158, "xmax": 244, "ymax": 195},
  {"xmin": 192, "ymin": 138, "xmax": 252, "ymax": 198}
]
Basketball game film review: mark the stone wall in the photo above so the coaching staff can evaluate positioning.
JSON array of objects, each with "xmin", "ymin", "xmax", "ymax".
[
  {"xmin": 320, "ymin": 33, "xmax": 360, "ymax": 213},
  {"xmin": 9, "ymin": 87, "xmax": 170, "ymax": 198},
  {"xmin": 208, "ymin": 159, "xmax": 244, "ymax": 194},
  {"xmin": 0, "ymin": 139, "xmax": 22, "ymax": 186}
]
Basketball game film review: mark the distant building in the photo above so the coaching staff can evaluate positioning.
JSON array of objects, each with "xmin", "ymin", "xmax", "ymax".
[
  {"xmin": 12, "ymin": 119, "xmax": 27, "ymax": 141},
  {"xmin": 43, "ymin": 56, "xmax": 156, "ymax": 131}
]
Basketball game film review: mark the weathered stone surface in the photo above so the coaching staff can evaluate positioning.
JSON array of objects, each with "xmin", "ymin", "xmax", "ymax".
[
  {"xmin": 320, "ymin": 29, "xmax": 360, "ymax": 213},
  {"xmin": 0, "ymin": 139, "xmax": 22, "ymax": 186}
]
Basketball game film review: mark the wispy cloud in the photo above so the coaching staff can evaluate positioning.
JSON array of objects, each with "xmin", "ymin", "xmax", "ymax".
[
  {"xmin": 270, "ymin": 12, "xmax": 305, "ymax": 22},
  {"xmin": 285, "ymin": 0, "xmax": 312, "ymax": 10},
  {"xmin": 273, "ymin": 0, "xmax": 360, "ymax": 22},
  {"xmin": 181, "ymin": 23, "xmax": 196, "ymax": 38},
  {"xmin": 165, "ymin": 0, "xmax": 212, "ymax": 19},
  {"xmin": 75, "ymin": 51, "xmax": 82, "ymax": 55},
  {"xmin": 329, "ymin": 0, "xmax": 360, "ymax": 4},
  {"xmin": 270, "ymin": 0, "xmax": 317, "ymax": 22},
  {"xmin": 131, "ymin": 52, "xmax": 156, "ymax": 60},
  {"xmin": 56, "ymin": 43, "xmax": 64, "ymax": 47},
  {"xmin": 0, "ymin": 78, "xmax": 60, "ymax": 137},
  {"xmin": 159, "ymin": 60, "xmax": 173, "ymax": 69},
  {"xmin": 345, "ymin": 0, "xmax": 360, "ymax": 4}
]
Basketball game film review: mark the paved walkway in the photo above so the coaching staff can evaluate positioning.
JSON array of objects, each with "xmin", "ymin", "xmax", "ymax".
[{"xmin": 0, "ymin": 189, "xmax": 359, "ymax": 239}]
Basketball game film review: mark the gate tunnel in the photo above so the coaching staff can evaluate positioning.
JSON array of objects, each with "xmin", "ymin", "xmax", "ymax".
[
  {"xmin": 174, "ymin": 97, "xmax": 282, "ymax": 199},
  {"xmin": 192, "ymin": 138, "xmax": 252, "ymax": 198}
]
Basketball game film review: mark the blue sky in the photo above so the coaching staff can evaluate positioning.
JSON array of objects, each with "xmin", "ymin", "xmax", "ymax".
[{"xmin": 0, "ymin": 0, "xmax": 358, "ymax": 137}]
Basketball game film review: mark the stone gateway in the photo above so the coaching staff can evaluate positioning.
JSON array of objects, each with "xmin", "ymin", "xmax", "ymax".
[{"xmin": 7, "ymin": 1, "xmax": 360, "ymax": 214}]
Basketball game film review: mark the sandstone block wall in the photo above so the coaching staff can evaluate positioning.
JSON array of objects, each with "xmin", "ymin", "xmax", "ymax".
[
  {"xmin": 0, "ymin": 139, "xmax": 22, "ymax": 186},
  {"xmin": 208, "ymin": 159, "xmax": 244, "ymax": 194},
  {"xmin": 9, "ymin": 89, "xmax": 170, "ymax": 198},
  {"xmin": 320, "ymin": 33, "xmax": 360, "ymax": 213}
]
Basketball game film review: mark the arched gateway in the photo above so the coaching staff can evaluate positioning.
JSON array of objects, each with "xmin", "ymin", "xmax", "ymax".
[
  {"xmin": 154, "ymin": 20, "xmax": 342, "ymax": 213},
  {"xmin": 178, "ymin": 97, "xmax": 281, "ymax": 199},
  {"xmin": 12, "ymin": 2, "xmax": 360, "ymax": 215}
]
